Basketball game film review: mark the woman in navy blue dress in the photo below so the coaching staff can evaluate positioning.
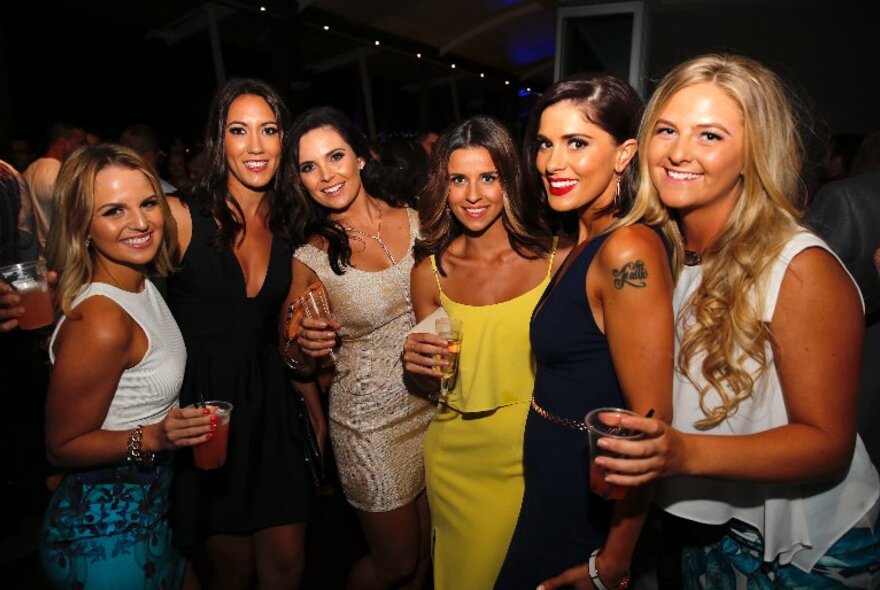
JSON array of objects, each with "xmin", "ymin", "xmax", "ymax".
[{"xmin": 495, "ymin": 75, "xmax": 674, "ymax": 590}]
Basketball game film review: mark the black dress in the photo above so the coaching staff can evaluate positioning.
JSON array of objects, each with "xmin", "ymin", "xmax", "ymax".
[
  {"xmin": 495, "ymin": 234, "xmax": 622, "ymax": 589},
  {"xmin": 168, "ymin": 206, "xmax": 311, "ymax": 545}
]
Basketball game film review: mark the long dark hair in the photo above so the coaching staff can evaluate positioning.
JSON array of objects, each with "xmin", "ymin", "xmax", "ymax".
[
  {"xmin": 414, "ymin": 116, "xmax": 550, "ymax": 274},
  {"xmin": 191, "ymin": 78, "xmax": 293, "ymax": 249},
  {"xmin": 524, "ymin": 74, "xmax": 643, "ymax": 226},
  {"xmin": 288, "ymin": 106, "xmax": 406, "ymax": 275}
]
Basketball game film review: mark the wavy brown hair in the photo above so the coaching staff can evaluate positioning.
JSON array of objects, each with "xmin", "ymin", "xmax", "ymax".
[
  {"xmin": 626, "ymin": 54, "xmax": 806, "ymax": 429},
  {"xmin": 414, "ymin": 116, "xmax": 550, "ymax": 274},
  {"xmin": 46, "ymin": 144, "xmax": 177, "ymax": 318}
]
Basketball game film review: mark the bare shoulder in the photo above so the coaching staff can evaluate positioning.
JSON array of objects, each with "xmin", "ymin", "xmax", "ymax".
[
  {"xmin": 777, "ymin": 246, "xmax": 861, "ymax": 316},
  {"xmin": 166, "ymin": 196, "xmax": 190, "ymax": 224},
  {"xmin": 411, "ymin": 256, "xmax": 434, "ymax": 284},
  {"xmin": 56, "ymin": 296, "xmax": 134, "ymax": 357},
  {"xmin": 599, "ymin": 224, "xmax": 668, "ymax": 268}
]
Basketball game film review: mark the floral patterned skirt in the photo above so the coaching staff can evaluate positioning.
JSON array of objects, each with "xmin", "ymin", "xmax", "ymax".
[
  {"xmin": 682, "ymin": 517, "xmax": 880, "ymax": 589},
  {"xmin": 39, "ymin": 455, "xmax": 184, "ymax": 590}
]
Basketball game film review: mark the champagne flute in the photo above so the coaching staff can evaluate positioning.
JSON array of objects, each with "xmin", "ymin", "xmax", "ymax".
[
  {"xmin": 299, "ymin": 285, "xmax": 337, "ymax": 366},
  {"xmin": 435, "ymin": 317, "xmax": 463, "ymax": 401}
]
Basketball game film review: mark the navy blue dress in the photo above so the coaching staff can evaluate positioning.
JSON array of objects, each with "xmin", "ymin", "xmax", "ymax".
[
  {"xmin": 167, "ymin": 206, "xmax": 312, "ymax": 546},
  {"xmin": 495, "ymin": 234, "xmax": 624, "ymax": 589}
]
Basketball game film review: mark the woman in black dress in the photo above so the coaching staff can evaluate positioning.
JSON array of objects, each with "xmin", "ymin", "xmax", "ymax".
[
  {"xmin": 166, "ymin": 78, "xmax": 322, "ymax": 590},
  {"xmin": 495, "ymin": 75, "xmax": 674, "ymax": 590}
]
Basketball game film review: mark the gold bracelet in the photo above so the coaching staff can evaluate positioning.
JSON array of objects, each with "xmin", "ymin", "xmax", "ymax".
[{"xmin": 125, "ymin": 425, "xmax": 155, "ymax": 467}]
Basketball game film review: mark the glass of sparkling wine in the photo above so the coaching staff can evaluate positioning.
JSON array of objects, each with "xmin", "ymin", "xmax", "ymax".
[
  {"xmin": 298, "ymin": 286, "xmax": 336, "ymax": 366},
  {"xmin": 435, "ymin": 317, "xmax": 462, "ymax": 401}
]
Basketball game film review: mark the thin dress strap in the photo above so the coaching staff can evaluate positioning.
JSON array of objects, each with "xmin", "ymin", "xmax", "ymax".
[{"xmin": 429, "ymin": 254, "xmax": 443, "ymax": 296}]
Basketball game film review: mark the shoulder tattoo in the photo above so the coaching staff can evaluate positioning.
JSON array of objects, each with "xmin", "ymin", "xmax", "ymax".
[{"xmin": 612, "ymin": 260, "xmax": 648, "ymax": 289}]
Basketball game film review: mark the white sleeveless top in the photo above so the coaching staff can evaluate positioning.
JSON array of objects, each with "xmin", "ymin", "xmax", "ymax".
[
  {"xmin": 658, "ymin": 231, "xmax": 880, "ymax": 572},
  {"xmin": 49, "ymin": 280, "xmax": 186, "ymax": 430}
]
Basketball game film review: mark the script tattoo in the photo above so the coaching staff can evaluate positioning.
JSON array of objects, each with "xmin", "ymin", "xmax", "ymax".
[{"xmin": 612, "ymin": 260, "xmax": 648, "ymax": 289}]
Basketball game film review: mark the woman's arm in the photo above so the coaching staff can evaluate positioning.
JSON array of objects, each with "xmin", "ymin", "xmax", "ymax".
[
  {"xmin": 601, "ymin": 247, "xmax": 865, "ymax": 485},
  {"xmin": 46, "ymin": 297, "xmax": 212, "ymax": 468}
]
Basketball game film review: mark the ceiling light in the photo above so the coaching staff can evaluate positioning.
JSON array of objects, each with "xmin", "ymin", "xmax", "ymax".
[{"xmin": 323, "ymin": 25, "xmax": 330, "ymax": 31}]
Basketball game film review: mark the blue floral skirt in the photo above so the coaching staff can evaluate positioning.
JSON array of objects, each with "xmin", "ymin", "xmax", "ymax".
[
  {"xmin": 682, "ymin": 518, "xmax": 880, "ymax": 589},
  {"xmin": 39, "ymin": 455, "xmax": 184, "ymax": 590}
]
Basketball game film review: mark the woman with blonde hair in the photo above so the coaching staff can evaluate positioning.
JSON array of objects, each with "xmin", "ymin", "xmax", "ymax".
[
  {"xmin": 597, "ymin": 54, "xmax": 880, "ymax": 587},
  {"xmin": 40, "ymin": 145, "xmax": 213, "ymax": 589}
]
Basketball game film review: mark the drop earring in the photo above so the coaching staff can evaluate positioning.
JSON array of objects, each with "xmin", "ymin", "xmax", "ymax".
[
  {"xmin": 85, "ymin": 236, "xmax": 91, "ymax": 248},
  {"xmin": 613, "ymin": 174, "xmax": 622, "ymax": 212}
]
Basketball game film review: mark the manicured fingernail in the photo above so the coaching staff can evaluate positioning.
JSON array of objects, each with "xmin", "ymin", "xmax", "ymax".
[
  {"xmin": 210, "ymin": 423, "xmax": 217, "ymax": 430},
  {"xmin": 209, "ymin": 415, "xmax": 217, "ymax": 424},
  {"xmin": 202, "ymin": 408, "xmax": 211, "ymax": 415},
  {"xmin": 205, "ymin": 432, "xmax": 213, "ymax": 440},
  {"xmin": 597, "ymin": 438, "xmax": 609, "ymax": 448},
  {"xmin": 595, "ymin": 457, "xmax": 607, "ymax": 467}
]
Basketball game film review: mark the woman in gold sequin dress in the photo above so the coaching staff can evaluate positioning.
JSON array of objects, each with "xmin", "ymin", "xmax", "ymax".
[{"xmin": 283, "ymin": 107, "xmax": 434, "ymax": 590}]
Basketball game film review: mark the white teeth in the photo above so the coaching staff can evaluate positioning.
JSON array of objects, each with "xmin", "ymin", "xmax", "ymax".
[
  {"xmin": 465, "ymin": 207, "xmax": 487, "ymax": 215},
  {"xmin": 549, "ymin": 179, "xmax": 577, "ymax": 188},
  {"xmin": 123, "ymin": 235, "xmax": 150, "ymax": 245},
  {"xmin": 667, "ymin": 169, "xmax": 701, "ymax": 180},
  {"xmin": 244, "ymin": 161, "xmax": 267, "ymax": 170},
  {"xmin": 322, "ymin": 183, "xmax": 344, "ymax": 195}
]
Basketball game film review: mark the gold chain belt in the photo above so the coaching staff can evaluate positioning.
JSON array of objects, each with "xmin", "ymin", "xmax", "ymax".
[{"xmin": 530, "ymin": 397, "xmax": 588, "ymax": 432}]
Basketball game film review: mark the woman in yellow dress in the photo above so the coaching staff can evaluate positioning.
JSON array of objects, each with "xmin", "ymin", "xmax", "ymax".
[{"xmin": 403, "ymin": 116, "xmax": 570, "ymax": 589}]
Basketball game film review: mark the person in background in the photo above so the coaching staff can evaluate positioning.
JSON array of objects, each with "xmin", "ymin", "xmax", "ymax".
[
  {"xmin": 599, "ymin": 54, "xmax": 880, "ymax": 588},
  {"xmin": 166, "ymin": 78, "xmax": 321, "ymax": 590},
  {"xmin": 286, "ymin": 106, "xmax": 434, "ymax": 590},
  {"xmin": 494, "ymin": 73, "xmax": 674, "ymax": 590},
  {"xmin": 403, "ymin": 115, "xmax": 570, "ymax": 589},
  {"xmin": 22, "ymin": 121, "xmax": 87, "ymax": 255},
  {"xmin": 40, "ymin": 144, "xmax": 213, "ymax": 589},
  {"xmin": 120, "ymin": 123, "xmax": 177, "ymax": 195}
]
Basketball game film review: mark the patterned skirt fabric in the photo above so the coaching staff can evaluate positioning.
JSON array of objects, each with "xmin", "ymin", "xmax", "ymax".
[
  {"xmin": 682, "ymin": 518, "xmax": 880, "ymax": 589},
  {"xmin": 40, "ymin": 456, "xmax": 184, "ymax": 590}
]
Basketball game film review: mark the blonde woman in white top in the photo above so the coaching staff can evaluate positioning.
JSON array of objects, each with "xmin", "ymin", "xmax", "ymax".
[
  {"xmin": 40, "ymin": 145, "xmax": 213, "ymax": 590},
  {"xmin": 597, "ymin": 54, "xmax": 880, "ymax": 588}
]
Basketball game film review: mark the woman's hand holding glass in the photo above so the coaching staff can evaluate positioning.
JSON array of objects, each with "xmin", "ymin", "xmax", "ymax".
[
  {"xmin": 147, "ymin": 407, "xmax": 216, "ymax": 451},
  {"xmin": 402, "ymin": 332, "xmax": 451, "ymax": 378},
  {"xmin": 592, "ymin": 415, "xmax": 688, "ymax": 487},
  {"xmin": 296, "ymin": 315, "xmax": 341, "ymax": 359}
]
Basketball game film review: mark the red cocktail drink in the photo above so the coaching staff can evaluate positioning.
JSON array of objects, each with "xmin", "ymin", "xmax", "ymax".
[
  {"xmin": 1, "ymin": 261, "xmax": 53, "ymax": 329},
  {"xmin": 18, "ymin": 283, "xmax": 53, "ymax": 329},
  {"xmin": 193, "ymin": 401, "xmax": 233, "ymax": 470}
]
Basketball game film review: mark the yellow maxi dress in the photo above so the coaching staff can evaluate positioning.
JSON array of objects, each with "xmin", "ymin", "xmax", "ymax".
[{"xmin": 424, "ymin": 240, "xmax": 557, "ymax": 590}]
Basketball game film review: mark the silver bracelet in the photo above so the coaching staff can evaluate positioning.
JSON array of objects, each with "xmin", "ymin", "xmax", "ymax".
[
  {"xmin": 588, "ymin": 549, "xmax": 630, "ymax": 590},
  {"xmin": 589, "ymin": 550, "xmax": 611, "ymax": 590}
]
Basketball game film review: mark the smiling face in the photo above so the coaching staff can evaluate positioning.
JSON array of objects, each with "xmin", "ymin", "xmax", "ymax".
[
  {"xmin": 446, "ymin": 146, "xmax": 505, "ymax": 234},
  {"xmin": 89, "ymin": 166, "xmax": 165, "ymax": 277},
  {"xmin": 224, "ymin": 94, "xmax": 281, "ymax": 199},
  {"xmin": 647, "ymin": 83, "xmax": 745, "ymax": 226},
  {"xmin": 534, "ymin": 100, "xmax": 629, "ymax": 214},
  {"xmin": 297, "ymin": 126, "xmax": 365, "ymax": 213}
]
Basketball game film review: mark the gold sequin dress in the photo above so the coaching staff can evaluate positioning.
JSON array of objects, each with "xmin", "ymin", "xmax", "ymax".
[{"xmin": 293, "ymin": 208, "xmax": 434, "ymax": 512}]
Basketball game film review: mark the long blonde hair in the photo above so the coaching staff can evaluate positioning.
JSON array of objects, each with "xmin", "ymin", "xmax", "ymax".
[
  {"xmin": 627, "ymin": 54, "xmax": 806, "ymax": 429},
  {"xmin": 46, "ymin": 144, "xmax": 177, "ymax": 318}
]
